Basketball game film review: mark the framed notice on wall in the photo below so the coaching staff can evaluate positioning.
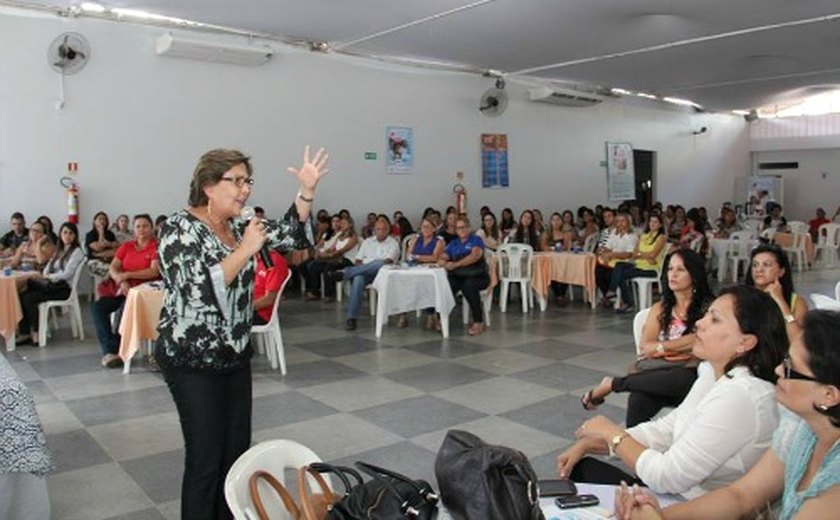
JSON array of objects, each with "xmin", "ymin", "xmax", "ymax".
[
  {"xmin": 606, "ymin": 141, "xmax": 635, "ymax": 202},
  {"xmin": 481, "ymin": 134, "xmax": 509, "ymax": 188},
  {"xmin": 386, "ymin": 126, "xmax": 413, "ymax": 174}
]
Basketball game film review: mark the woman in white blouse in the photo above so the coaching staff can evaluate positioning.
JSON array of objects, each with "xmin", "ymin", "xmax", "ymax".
[{"xmin": 557, "ymin": 285, "xmax": 787, "ymax": 499}]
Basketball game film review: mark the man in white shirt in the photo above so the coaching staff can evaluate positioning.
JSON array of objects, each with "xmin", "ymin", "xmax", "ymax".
[
  {"xmin": 332, "ymin": 216, "xmax": 399, "ymax": 330},
  {"xmin": 596, "ymin": 212, "xmax": 638, "ymax": 304}
]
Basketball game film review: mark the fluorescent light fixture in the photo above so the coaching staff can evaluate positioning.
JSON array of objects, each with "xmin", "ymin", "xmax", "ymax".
[
  {"xmin": 112, "ymin": 7, "xmax": 198, "ymax": 26},
  {"xmin": 610, "ymin": 88, "xmax": 632, "ymax": 95},
  {"xmin": 79, "ymin": 2, "xmax": 106, "ymax": 13},
  {"xmin": 636, "ymin": 92, "xmax": 658, "ymax": 100},
  {"xmin": 731, "ymin": 110, "xmax": 750, "ymax": 115},
  {"xmin": 663, "ymin": 96, "xmax": 701, "ymax": 108},
  {"xmin": 156, "ymin": 33, "xmax": 273, "ymax": 66}
]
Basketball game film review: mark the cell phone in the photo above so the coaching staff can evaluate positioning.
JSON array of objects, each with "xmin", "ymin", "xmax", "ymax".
[
  {"xmin": 555, "ymin": 494, "xmax": 600, "ymax": 509},
  {"xmin": 538, "ymin": 479, "xmax": 577, "ymax": 497}
]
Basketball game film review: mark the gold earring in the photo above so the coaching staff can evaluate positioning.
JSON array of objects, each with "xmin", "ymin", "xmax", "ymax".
[{"xmin": 208, "ymin": 199, "xmax": 213, "ymax": 216}]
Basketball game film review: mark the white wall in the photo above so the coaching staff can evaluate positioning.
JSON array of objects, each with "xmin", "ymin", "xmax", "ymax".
[
  {"xmin": 0, "ymin": 9, "xmax": 750, "ymax": 229},
  {"xmin": 751, "ymin": 149, "xmax": 840, "ymax": 221}
]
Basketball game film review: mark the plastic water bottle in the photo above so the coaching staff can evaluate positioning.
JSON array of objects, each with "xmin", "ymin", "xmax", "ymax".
[{"xmin": 3, "ymin": 266, "xmax": 11, "ymax": 277}]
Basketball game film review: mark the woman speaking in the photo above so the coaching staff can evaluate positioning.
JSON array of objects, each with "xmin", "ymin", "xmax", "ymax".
[{"xmin": 154, "ymin": 146, "xmax": 328, "ymax": 519}]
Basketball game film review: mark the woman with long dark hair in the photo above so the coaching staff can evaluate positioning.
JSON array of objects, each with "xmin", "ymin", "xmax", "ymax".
[
  {"xmin": 512, "ymin": 209, "xmax": 541, "ymax": 250},
  {"xmin": 560, "ymin": 286, "xmax": 787, "ymax": 499},
  {"xmin": 582, "ymin": 249, "xmax": 714, "ymax": 426},
  {"xmin": 606, "ymin": 214, "xmax": 668, "ymax": 312},
  {"xmin": 499, "ymin": 207, "xmax": 516, "ymax": 239},
  {"xmin": 745, "ymin": 243, "xmax": 808, "ymax": 337},
  {"xmin": 475, "ymin": 211, "xmax": 501, "ymax": 252},
  {"xmin": 15, "ymin": 222, "xmax": 85, "ymax": 345}
]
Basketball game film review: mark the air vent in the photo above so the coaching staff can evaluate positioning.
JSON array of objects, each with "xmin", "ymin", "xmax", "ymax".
[
  {"xmin": 758, "ymin": 162, "xmax": 799, "ymax": 170},
  {"xmin": 528, "ymin": 87, "xmax": 603, "ymax": 107}
]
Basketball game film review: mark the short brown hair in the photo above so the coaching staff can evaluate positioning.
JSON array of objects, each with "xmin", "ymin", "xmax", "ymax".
[{"xmin": 188, "ymin": 149, "xmax": 252, "ymax": 207}]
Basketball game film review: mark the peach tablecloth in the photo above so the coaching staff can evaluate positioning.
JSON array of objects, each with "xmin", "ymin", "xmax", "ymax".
[
  {"xmin": 118, "ymin": 284, "xmax": 163, "ymax": 371},
  {"xmin": 0, "ymin": 273, "xmax": 23, "ymax": 351},
  {"xmin": 531, "ymin": 252, "xmax": 597, "ymax": 309},
  {"xmin": 773, "ymin": 233, "xmax": 815, "ymax": 265}
]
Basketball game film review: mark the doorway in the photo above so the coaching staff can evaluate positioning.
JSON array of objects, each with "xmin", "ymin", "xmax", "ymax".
[{"xmin": 633, "ymin": 150, "xmax": 656, "ymax": 210}]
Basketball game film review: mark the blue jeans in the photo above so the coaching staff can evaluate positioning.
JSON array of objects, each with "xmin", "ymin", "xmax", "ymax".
[
  {"xmin": 92, "ymin": 296, "xmax": 125, "ymax": 355},
  {"xmin": 608, "ymin": 262, "xmax": 656, "ymax": 306},
  {"xmin": 344, "ymin": 260, "xmax": 387, "ymax": 319}
]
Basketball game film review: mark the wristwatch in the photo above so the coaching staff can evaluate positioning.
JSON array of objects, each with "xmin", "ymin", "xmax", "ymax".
[
  {"xmin": 609, "ymin": 433, "xmax": 629, "ymax": 457},
  {"xmin": 655, "ymin": 342, "xmax": 665, "ymax": 355},
  {"xmin": 784, "ymin": 314, "xmax": 796, "ymax": 324}
]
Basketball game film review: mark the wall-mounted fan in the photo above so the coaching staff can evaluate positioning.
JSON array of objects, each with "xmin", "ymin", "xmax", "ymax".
[
  {"xmin": 479, "ymin": 77, "xmax": 508, "ymax": 117},
  {"xmin": 48, "ymin": 32, "xmax": 90, "ymax": 75}
]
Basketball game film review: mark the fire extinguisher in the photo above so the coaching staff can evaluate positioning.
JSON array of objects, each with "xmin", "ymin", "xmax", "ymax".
[
  {"xmin": 454, "ymin": 183, "xmax": 467, "ymax": 215},
  {"xmin": 61, "ymin": 167, "xmax": 79, "ymax": 224}
]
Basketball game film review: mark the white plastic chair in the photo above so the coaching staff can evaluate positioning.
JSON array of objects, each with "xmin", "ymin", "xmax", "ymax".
[
  {"xmin": 631, "ymin": 246, "xmax": 668, "ymax": 310},
  {"xmin": 250, "ymin": 270, "xmax": 292, "ymax": 374},
  {"xmin": 401, "ymin": 233, "xmax": 418, "ymax": 262},
  {"xmin": 835, "ymin": 281, "xmax": 840, "ymax": 302},
  {"xmin": 782, "ymin": 231, "xmax": 809, "ymax": 272},
  {"xmin": 224, "ymin": 439, "xmax": 330, "ymax": 520},
  {"xmin": 498, "ymin": 243, "xmax": 534, "ymax": 313},
  {"xmin": 37, "ymin": 262, "xmax": 86, "ymax": 347},
  {"xmin": 726, "ymin": 231, "xmax": 754, "ymax": 282},
  {"xmin": 788, "ymin": 221, "xmax": 808, "ymax": 235},
  {"xmin": 633, "ymin": 308, "xmax": 650, "ymax": 356},
  {"xmin": 582, "ymin": 233, "xmax": 599, "ymax": 253},
  {"xmin": 760, "ymin": 228, "xmax": 776, "ymax": 243},
  {"xmin": 814, "ymin": 223, "xmax": 840, "ymax": 268},
  {"xmin": 810, "ymin": 294, "xmax": 840, "ymax": 311},
  {"xmin": 460, "ymin": 287, "xmax": 492, "ymax": 327}
]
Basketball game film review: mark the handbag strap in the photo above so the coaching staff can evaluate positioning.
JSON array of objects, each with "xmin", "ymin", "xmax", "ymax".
[
  {"xmin": 298, "ymin": 465, "xmax": 340, "ymax": 520},
  {"xmin": 309, "ymin": 462, "xmax": 363, "ymax": 490},
  {"xmin": 248, "ymin": 470, "xmax": 301, "ymax": 520},
  {"xmin": 355, "ymin": 462, "xmax": 438, "ymax": 513}
]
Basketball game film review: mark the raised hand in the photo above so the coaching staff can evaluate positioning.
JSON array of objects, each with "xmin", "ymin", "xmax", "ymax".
[{"xmin": 288, "ymin": 146, "xmax": 329, "ymax": 192}]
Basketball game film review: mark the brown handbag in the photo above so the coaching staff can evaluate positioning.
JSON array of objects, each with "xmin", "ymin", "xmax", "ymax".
[
  {"xmin": 249, "ymin": 470, "xmax": 302, "ymax": 520},
  {"xmin": 297, "ymin": 465, "xmax": 342, "ymax": 520}
]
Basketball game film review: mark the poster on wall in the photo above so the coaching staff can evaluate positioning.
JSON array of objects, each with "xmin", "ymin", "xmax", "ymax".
[
  {"xmin": 745, "ymin": 175, "xmax": 783, "ymax": 216},
  {"xmin": 386, "ymin": 126, "xmax": 413, "ymax": 174},
  {"xmin": 481, "ymin": 133, "xmax": 509, "ymax": 188},
  {"xmin": 606, "ymin": 141, "xmax": 636, "ymax": 202}
]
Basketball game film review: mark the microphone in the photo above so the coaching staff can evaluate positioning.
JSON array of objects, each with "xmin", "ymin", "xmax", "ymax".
[{"xmin": 240, "ymin": 206, "xmax": 273, "ymax": 268}]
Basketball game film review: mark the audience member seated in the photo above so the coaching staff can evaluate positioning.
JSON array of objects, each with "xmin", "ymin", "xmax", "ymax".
[
  {"xmin": 745, "ymin": 243, "xmax": 808, "ymax": 336},
  {"xmin": 595, "ymin": 207, "xmax": 617, "ymax": 251},
  {"xmin": 596, "ymin": 212, "xmax": 638, "ymax": 303},
  {"xmin": 110, "ymin": 214, "xmax": 132, "ymax": 243},
  {"xmin": 677, "ymin": 208, "xmax": 705, "ymax": 252},
  {"xmin": 438, "ymin": 211, "xmax": 459, "ymax": 244},
  {"xmin": 303, "ymin": 214, "xmax": 342, "ymax": 300},
  {"xmin": 606, "ymin": 214, "xmax": 668, "ymax": 313},
  {"xmin": 714, "ymin": 207, "xmax": 742, "ymax": 238},
  {"xmin": 332, "ymin": 216, "xmax": 399, "ymax": 331},
  {"xmin": 763, "ymin": 202, "xmax": 788, "ymax": 232},
  {"xmin": 304, "ymin": 215, "xmax": 358, "ymax": 301},
  {"xmin": 560, "ymin": 210, "xmax": 576, "ymax": 233},
  {"xmin": 696, "ymin": 206, "xmax": 713, "ymax": 232},
  {"xmin": 499, "ymin": 207, "xmax": 516, "ymax": 238},
  {"xmin": 615, "ymin": 310, "xmax": 840, "ymax": 520},
  {"xmin": 254, "ymin": 206, "xmax": 266, "ymax": 219},
  {"xmin": 395, "ymin": 216, "xmax": 414, "ymax": 241},
  {"xmin": 252, "ymin": 249, "xmax": 288, "ymax": 325},
  {"xmin": 583, "ymin": 249, "xmax": 713, "ymax": 426},
  {"xmin": 511, "ymin": 209, "xmax": 541, "ymax": 250},
  {"xmin": 475, "ymin": 211, "xmax": 501, "ymax": 252},
  {"xmin": 15, "ymin": 222, "xmax": 85, "ymax": 345},
  {"xmin": 391, "ymin": 210, "xmax": 404, "ymax": 237},
  {"xmin": 577, "ymin": 207, "xmax": 600, "ymax": 246},
  {"xmin": 154, "ymin": 214, "xmax": 168, "ymax": 238},
  {"xmin": 559, "ymin": 286, "xmax": 786, "ymax": 499},
  {"xmin": 91, "ymin": 214, "xmax": 160, "ymax": 368},
  {"xmin": 85, "ymin": 211, "xmax": 120, "ymax": 278},
  {"xmin": 532, "ymin": 209, "xmax": 546, "ymax": 235},
  {"xmin": 36, "ymin": 215, "xmax": 58, "ymax": 244},
  {"xmin": 542, "ymin": 212, "xmax": 574, "ymax": 306},
  {"xmin": 808, "ymin": 207, "xmax": 831, "ymax": 242},
  {"xmin": 361, "ymin": 212, "xmax": 377, "ymax": 238},
  {"xmin": 439, "ymin": 216, "xmax": 489, "ymax": 336},
  {"xmin": 0, "ymin": 212, "xmax": 28, "ymax": 258},
  {"xmin": 1, "ymin": 221, "xmax": 55, "ymax": 271},
  {"xmin": 399, "ymin": 217, "xmax": 445, "ymax": 329},
  {"xmin": 667, "ymin": 205, "xmax": 687, "ymax": 242}
]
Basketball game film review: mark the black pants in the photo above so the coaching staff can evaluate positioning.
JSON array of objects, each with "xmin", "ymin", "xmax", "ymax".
[
  {"xmin": 550, "ymin": 281, "xmax": 569, "ymax": 299},
  {"xmin": 448, "ymin": 272, "xmax": 490, "ymax": 323},
  {"xmin": 595, "ymin": 265, "xmax": 614, "ymax": 297},
  {"xmin": 19, "ymin": 280, "xmax": 70, "ymax": 332},
  {"xmin": 305, "ymin": 258, "xmax": 351, "ymax": 297},
  {"xmin": 164, "ymin": 364, "xmax": 252, "ymax": 520},
  {"xmin": 571, "ymin": 457, "xmax": 644, "ymax": 487},
  {"xmin": 612, "ymin": 366, "xmax": 697, "ymax": 427}
]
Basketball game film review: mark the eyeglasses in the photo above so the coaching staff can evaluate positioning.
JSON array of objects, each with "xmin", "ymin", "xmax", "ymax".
[
  {"xmin": 219, "ymin": 176, "xmax": 254, "ymax": 188},
  {"xmin": 783, "ymin": 356, "xmax": 819, "ymax": 382}
]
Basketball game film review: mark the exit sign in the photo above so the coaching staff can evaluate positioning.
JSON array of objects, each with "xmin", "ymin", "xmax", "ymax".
[{"xmin": 364, "ymin": 152, "xmax": 377, "ymax": 160}]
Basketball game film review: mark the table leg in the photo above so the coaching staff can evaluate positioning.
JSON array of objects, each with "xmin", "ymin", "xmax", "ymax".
[
  {"xmin": 375, "ymin": 293, "xmax": 387, "ymax": 338},
  {"xmin": 6, "ymin": 332, "xmax": 15, "ymax": 352},
  {"xmin": 590, "ymin": 287, "xmax": 597, "ymax": 309},
  {"xmin": 717, "ymin": 252, "xmax": 727, "ymax": 282},
  {"xmin": 440, "ymin": 313, "xmax": 450, "ymax": 338},
  {"xmin": 122, "ymin": 357, "xmax": 132, "ymax": 375},
  {"xmin": 537, "ymin": 293, "xmax": 547, "ymax": 312}
]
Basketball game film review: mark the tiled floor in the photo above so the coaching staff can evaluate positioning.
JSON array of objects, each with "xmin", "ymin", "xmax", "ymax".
[{"xmin": 4, "ymin": 267, "xmax": 838, "ymax": 520}]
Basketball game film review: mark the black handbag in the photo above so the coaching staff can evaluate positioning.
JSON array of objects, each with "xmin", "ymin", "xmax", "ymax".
[
  {"xmin": 299, "ymin": 462, "xmax": 439, "ymax": 520},
  {"xmin": 435, "ymin": 430, "xmax": 544, "ymax": 520}
]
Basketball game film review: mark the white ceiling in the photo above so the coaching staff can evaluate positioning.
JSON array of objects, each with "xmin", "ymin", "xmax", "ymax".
[{"xmin": 11, "ymin": 0, "xmax": 840, "ymax": 111}]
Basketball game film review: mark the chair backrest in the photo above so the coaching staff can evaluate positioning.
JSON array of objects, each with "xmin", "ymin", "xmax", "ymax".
[
  {"xmin": 66, "ymin": 259, "xmax": 87, "ymax": 301},
  {"xmin": 817, "ymin": 223, "xmax": 840, "ymax": 247},
  {"xmin": 790, "ymin": 231, "xmax": 808, "ymax": 249},
  {"xmin": 836, "ymin": 281, "xmax": 840, "ymax": 302},
  {"xmin": 728, "ymin": 231, "xmax": 754, "ymax": 258},
  {"xmin": 760, "ymin": 228, "xmax": 776, "ymax": 242},
  {"xmin": 689, "ymin": 235, "xmax": 704, "ymax": 253},
  {"xmin": 582, "ymin": 233, "xmax": 599, "ymax": 253},
  {"xmin": 252, "ymin": 269, "xmax": 292, "ymax": 332},
  {"xmin": 810, "ymin": 294, "xmax": 840, "ymax": 311},
  {"xmin": 498, "ymin": 243, "xmax": 533, "ymax": 280},
  {"xmin": 633, "ymin": 308, "xmax": 650, "ymax": 355},
  {"xmin": 225, "ymin": 439, "xmax": 327, "ymax": 520},
  {"xmin": 788, "ymin": 221, "xmax": 808, "ymax": 235},
  {"xmin": 401, "ymin": 233, "xmax": 418, "ymax": 261}
]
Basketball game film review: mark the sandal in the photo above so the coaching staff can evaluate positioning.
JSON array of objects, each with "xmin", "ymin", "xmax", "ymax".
[
  {"xmin": 467, "ymin": 322, "xmax": 485, "ymax": 336},
  {"xmin": 581, "ymin": 390, "xmax": 605, "ymax": 411}
]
